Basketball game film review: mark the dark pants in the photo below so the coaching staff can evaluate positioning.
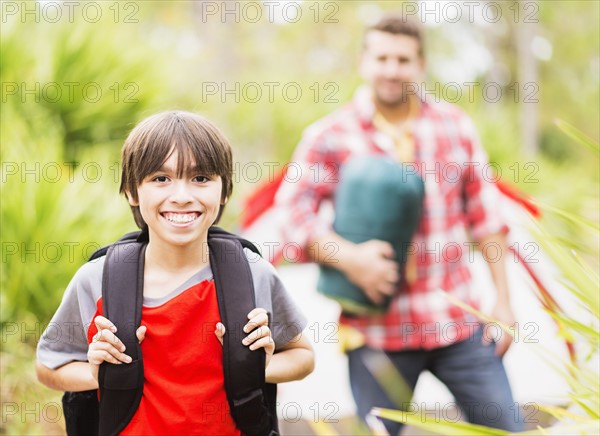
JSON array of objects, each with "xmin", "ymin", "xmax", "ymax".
[{"xmin": 347, "ymin": 326, "xmax": 523, "ymax": 435}]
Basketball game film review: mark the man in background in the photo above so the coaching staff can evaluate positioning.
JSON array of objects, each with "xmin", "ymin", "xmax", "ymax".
[{"xmin": 274, "ymin": 15, "xmax": 521, "ymax": 434}]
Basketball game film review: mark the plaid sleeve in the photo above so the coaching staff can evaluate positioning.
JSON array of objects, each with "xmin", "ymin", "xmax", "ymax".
[
  {"xmin": 274, "ymin": 129, "xmax": 340, "ymax": 253},
  {"xmin": 460, "ymin": 115, "xmax": 509, "ymax": 241}
]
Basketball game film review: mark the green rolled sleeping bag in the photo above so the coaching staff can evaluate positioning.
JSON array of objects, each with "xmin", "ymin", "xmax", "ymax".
[{"xmin": 317, "ymin": 154, "xmax": 425, "ymax": 315}]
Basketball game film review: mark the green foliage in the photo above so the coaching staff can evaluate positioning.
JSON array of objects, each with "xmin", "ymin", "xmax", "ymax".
[
  {"xmin": 0, "ymin": 317, "xmax": 65, "ymax": 434},
  {"xmin": 0, "ymin": 106, "xmax": 132, "ymax": 324},
  {"xmin": 0, "ymin": 18, "xmax": 164, "ymax": 160},
  {"xmin": 555, "ymin": 120, "xmax": 600, "ymax": 155},
  {"xmin": 372, "ymin": 407, "xmax": 509, "ymax": 435}
]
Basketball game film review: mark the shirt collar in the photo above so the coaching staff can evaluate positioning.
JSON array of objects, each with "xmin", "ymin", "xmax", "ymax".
[{"xmin": 352, "ymin": 85, "xmax": 424, "ymax": 127}]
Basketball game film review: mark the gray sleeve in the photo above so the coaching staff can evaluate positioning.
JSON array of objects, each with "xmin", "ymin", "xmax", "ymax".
[
  {"xmin": 36, "ymin": 257, "xmax": 105, "ymax": 369},
  {"xmin": 245, "ymin": 249, "xmax": 308, "ymax": 350}
]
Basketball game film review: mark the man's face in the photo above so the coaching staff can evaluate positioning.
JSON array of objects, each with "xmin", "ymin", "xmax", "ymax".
[{"xmin": 359, "ymin": 31, "xmax": 425, "ymax": 107}]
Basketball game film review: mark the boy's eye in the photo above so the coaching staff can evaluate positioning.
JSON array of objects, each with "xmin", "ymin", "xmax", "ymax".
[
  {"xmin": 193, "ymin": 175, "xmax": 209, "ymax": 183},
  {"xmin": 153, "ymin": 176, "xmax": 169, "ymax": 182}
]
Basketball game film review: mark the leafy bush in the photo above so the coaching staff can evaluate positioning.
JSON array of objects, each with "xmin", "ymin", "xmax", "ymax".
[{"xmin": 1, "ymin": 105, "xmax": 132, "ymax": 324}]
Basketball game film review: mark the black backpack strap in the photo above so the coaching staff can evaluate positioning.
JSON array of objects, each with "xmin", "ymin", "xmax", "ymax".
[
  {"xmin": 88, "ymin": 231, "xmax": 146, "ymax": 261},
  {"xmin": 209, "ymin": 226, "xmax": 262, "ymax": 256},
  {"xmin": 63, "ymin": 232, "xmax": 147, "ymax": 436},
  {"xmin": 208, "ymin": 232, "xmax": 278, "ymax": 436},
  {"xmin": 97, "ymin": 240, "xmax": 146, "ymax": 436}
]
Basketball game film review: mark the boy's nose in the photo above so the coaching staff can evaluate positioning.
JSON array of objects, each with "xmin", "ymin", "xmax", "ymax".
[{"xmin": 169, "ymin": 181, "xmax": 193, "ymax": 203}]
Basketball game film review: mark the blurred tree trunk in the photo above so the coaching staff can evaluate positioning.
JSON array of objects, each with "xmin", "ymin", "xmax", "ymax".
[
  {"xmin": 515, "ymin": 0, "xmax": 539, "ymax": 156},
  {"xmin": 483, "ymin": 19, "xmax": 506, "ymax": 118},
  {"xmin": 192, "ymin": 0, "xmax": 240, "ymax": 76}
]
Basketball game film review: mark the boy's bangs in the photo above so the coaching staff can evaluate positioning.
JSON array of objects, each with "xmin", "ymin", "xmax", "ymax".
[
  {"xmin": 134, "ymin": 114, "xmax": 230, "ymax": 183},
  {"xmin": 133, "ymin": 125, "xmax": 176, "ymax": 183},
  {"xmin": 171, "ymin": 133, "xmax": 223, "ymax": 179}
]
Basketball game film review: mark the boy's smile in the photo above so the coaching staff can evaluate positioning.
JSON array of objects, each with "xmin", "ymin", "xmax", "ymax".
[{"xmin": 161, "ymin": 211, "xmax": 201, "ymax": 226}]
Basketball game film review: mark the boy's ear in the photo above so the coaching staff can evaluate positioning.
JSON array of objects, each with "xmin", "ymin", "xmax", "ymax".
[
  {"xmin": 221, "ymin": 196, "xmax": 228, "ymax": 205},
  {"xmin": 125, "ymin": 191, "xmax": 139, "ymax": 206}
]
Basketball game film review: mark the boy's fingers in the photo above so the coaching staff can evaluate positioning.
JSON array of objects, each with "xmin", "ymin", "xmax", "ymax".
[
  {"xmin": 242, "ymin": 326, "xmax": 272, "ymax": 345},
  {"xmin": 214, "ymin": 322, "xmax": 226, "ymax": 346},
  {"xmin": 248, "ymin": 335, "xmax": 275, "ymax": 352},
  {"xmin": 94, "ymin": 316, "xmax": 117, "ymax": 333},
  {"xmin": 89, "ymin": 342, "xmax": 132, "ymax": 364},
  {"xmin": 247, "ymin": 308, "xmax": 267, "ymax": 320},
  {"xmin": 244, "ymin": 312, "xmax": 269, "ymax": 333},
  {"xmin": 89, "ymin": 350, "xmax": 121, "ymax": 365},
  {"xmin": 94, "ymin": 329, "xmax": 126, "ymax": 352},
  {"xmin": 136, "ymin": 325, "xmax": 147, "ymax": 344}
]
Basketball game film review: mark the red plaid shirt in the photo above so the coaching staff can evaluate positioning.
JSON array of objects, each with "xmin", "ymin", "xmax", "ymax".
[{"xmin": 275, "ymin": 87, "xmax": 508, "ymax": 351}]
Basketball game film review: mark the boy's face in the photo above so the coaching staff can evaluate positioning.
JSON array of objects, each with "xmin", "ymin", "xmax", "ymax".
[
  {"xmin": 128, "ymin": 151, "xmax": 224, "ymax": 248},
  {"xmin": 359, "ymin": 31, "xmax": 425, "ymax": 107}
]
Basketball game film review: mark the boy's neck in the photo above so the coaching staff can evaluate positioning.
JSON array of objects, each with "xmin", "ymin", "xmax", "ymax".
[{"xmin": 144, "ymin": 236, "xmax": 210, "ymax": 274}]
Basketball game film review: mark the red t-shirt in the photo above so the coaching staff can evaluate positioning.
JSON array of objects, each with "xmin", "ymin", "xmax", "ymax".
[{"xmin": 87, "ymin": 279, "xmax": 240, "ymax": 435}]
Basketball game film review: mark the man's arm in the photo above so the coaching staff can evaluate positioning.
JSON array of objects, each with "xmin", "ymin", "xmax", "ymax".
[{"xmin": 458, "ymin": 114, "xmax": 515, "ymax": 356}]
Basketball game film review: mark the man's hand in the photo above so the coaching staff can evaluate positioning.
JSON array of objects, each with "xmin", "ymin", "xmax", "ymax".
[
  {"xmin": 478, "ymin": 231, "xmax": 515, "ymax": 358},
  {"xmin": 88, "ymin": 315, "xmax": 147, "ymax": 382},
  {"xmin": 482, "ymin": 303, "xmax": 516, "ymax": 357},
  {"xmin": 307, "ymin": 232, "xmax": 400, "ymax": 305},
  {"xmin": 342, "ymin": 240, "xmax": 400, "ymax": 305},
  {"xmin": 215, "ymin": 308, "xmax": 275, "ymax": 368}
]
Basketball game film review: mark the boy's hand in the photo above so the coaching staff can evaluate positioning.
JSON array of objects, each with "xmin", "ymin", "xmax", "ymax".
[
  {"xmin": 88, "ymin": 315, "xmax": 147, "ymax": 382},
  {"xmin": 214, "ymin": 308, "xmax": 275, "ymax": 368}
]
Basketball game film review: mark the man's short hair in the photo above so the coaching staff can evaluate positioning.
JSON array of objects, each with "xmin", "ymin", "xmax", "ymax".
[
  {"xmin": 119, "ymin": 111, "xmax": 233, "ymax": 229},
  {"xmin": 364, "ymin": 15, "xmax": 424, "ymax": 56}
]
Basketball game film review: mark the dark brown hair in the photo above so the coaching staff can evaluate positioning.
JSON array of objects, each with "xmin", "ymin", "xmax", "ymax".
[
  {"xmin": 119, "ymin": 111, "xmax": 233, "ymax": 230},
  {"xmin": 364, "ymin": 15, "xmax": 424, "ymax": 57}
]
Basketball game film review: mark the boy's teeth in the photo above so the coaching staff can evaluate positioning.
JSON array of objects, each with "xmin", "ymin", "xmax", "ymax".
[{"xmin": 164, "ymin": 213, "xmax": 197, "ymax": 223}]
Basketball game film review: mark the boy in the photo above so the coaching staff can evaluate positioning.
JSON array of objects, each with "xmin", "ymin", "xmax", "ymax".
[{"xmin": 36, "ymin": 111, "xmax": 314, "ymax": 434}]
